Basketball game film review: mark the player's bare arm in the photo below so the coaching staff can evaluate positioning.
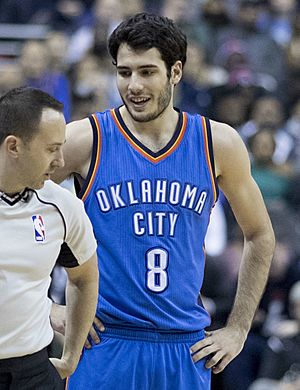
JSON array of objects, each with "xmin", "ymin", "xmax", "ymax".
[
  {"xmin": 190, "ymin": 121, "xmax": 275, "ymax": 373},
  {"xmin": 51, "ymin": 118, "xmax": 93, "ymax": 184},
  {"xmin": 50, "ymin": 253, "xmax": 98, "ymax": 379}
]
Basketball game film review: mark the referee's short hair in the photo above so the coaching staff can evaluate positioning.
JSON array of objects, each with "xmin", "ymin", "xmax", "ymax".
[{"xmin": 0, "ymin": 87, "xmax": 64, "ymax": 145}]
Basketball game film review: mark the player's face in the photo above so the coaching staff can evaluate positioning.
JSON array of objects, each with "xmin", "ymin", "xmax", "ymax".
[
  {"xmin": 116, "ymin": 44, "xmax": 174, "ymax": 122},
  {"xmin": 19, "ymin": 108, "xmax": 65, "ymax": 190}
]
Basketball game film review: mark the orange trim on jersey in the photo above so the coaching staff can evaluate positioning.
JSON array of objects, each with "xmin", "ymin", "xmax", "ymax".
[
  {"xmin": 201, "ymin": 116, "xmax": 217, "ymax": 204},
  {"xmin": 111, "ymin": 109, "xmax": 187, "ymax": 163},
  {"xmin": 65, "ymin": 376, "xmax": 69, "ymax": 389},
  {"xmin": 81, "ymin": 114, "xmax": 101, "ymax": 201}
]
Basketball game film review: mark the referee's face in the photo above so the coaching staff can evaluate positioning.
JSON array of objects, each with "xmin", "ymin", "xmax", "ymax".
[{"xmin": 19, "ymin": 108, "xmax": 66, "ymax": 190}]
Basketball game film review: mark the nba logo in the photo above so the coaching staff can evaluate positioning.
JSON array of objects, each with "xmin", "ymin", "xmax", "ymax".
[{"xmin": 32, "ymin": 215, "xmax": 46, "ymax": 242}]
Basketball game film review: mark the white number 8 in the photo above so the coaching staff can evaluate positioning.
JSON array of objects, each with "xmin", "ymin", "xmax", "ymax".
[{"xmin": 146, "ymin": 248, "xmax": 169, "ymax": 293}]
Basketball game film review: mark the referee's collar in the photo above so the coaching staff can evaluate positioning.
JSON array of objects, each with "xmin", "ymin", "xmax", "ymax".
[{"xmin": 0, "ymin": 188, "xmax": 31, "ymax": 206}]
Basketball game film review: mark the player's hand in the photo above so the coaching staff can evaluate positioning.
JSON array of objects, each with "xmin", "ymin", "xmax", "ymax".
[
  {"xmin": 50, "ymin": 357, "xmax": 76, "ymax": 379},
  {"xmin": 84, "ymin": 316, "xmax": 105, "ymax": 349},
  {"xmin": 190, "ymin": 326, "xmax": 247, "ymax": 374},
  {"xmin": 50, "ymin": 303, "xmax": 66, "ymax": 335}
]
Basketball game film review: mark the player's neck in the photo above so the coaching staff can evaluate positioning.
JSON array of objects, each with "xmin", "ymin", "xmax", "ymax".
[{"xmin": 120, "ymin": 106, "xmax": 179, "ymax": 151}]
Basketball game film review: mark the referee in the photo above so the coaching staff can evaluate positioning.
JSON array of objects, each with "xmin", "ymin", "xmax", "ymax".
[{"xmin": 0, "ymin": 87, "xmax": 99, "ymax": 389}]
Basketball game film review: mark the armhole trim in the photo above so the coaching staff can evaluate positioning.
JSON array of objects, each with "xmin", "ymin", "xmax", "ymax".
[
  {"xmin": 201, "ymin": 117, "xmax": 219, "ymax": 204},
  {"xmin": 79, "ymin": 114, "xmax": 101, "ymax": 201}
]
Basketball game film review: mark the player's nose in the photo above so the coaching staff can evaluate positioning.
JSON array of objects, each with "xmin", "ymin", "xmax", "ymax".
[{"xmin": 128, "ymin": 74, "xmax": 143, "ymax": 93}]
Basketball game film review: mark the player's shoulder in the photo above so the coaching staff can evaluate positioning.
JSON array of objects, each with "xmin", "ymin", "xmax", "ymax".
[
  {"xmin": 210, "ymin": 119, "xmax": 240, "ymax": 143},
  {"xmin": 209, "ymin": 120, "xmax": 249, "ymax": 177},
  {"xmin": 67, "ymin": 109, "xmax": 111, "ymax": 130},
  {"xmin": 66, "ymin": 117, "xmax": 91, "ymax": 138},
  {"xmin": 209, "ymin": 119, "xmax": 247, "ymax": 154},
  {"xmin": 65, "ymin": 109, "xmax": 112, "ymax": 156}
]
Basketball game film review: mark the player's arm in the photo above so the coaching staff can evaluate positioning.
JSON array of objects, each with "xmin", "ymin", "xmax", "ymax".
[
  {"xmin": 50, "ymin": 252, "xmax": 98, "ymax": 379},
  {"xmin": 191, "ymin": 121, "xmax": 275, "ymax": 373},
  {"xmin": 52, "ymin": 118, "xmax": 93, "ymax": 184}
]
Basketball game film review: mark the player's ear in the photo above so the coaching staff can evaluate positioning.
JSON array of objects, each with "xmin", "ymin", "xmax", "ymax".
[
  {"xmin": 171, "ymin": 61, "xmax": 183, "ymax": 86},
  {"xmin": 5, "ymin": 135, "xmax": 21, "ymax": 158}
]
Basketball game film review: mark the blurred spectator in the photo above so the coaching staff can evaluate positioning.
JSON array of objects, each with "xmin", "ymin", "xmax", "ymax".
[
  {"xmin": 258, "ymin": 280, "xmax": 300, "ymax": 378},
  {"xmin": 0, "ymin": 0, "xmax": 56, "ymax": 24},
  {"xmin": 201, "ymin": 252, "xmax": 236, "ymax": 332},
  {"xmin": 260, "ymin": 239, "xmax": 300, "ymax": 335},
  {"xmin": 0, "ymin": 61, "xmax": 23, "ymax": 94},
  {"xmin": 50, "ymin": 0, "xmax": 94, "ymax": 33},
  {"xmin": 248, "ymin": 128, "xmax": 294, "ymax": 206},
  {"xmin": 71, "ymin": 52, "xmax": 120, "ymax": 119},
  {"xmin": 200, "ymin": 0, "xmax": 232, "ymax": 62},
  {"xmin": 211, "ymin": 85, "xmax": 257, "ymax": 128},
  {"xmin": 258, "ymin": 0, "xmax": 297, "ymax": 48},
  {"xmin": 45, "ymin": 31, "xmax": 70, "ymax": 72},
  {"xmin": 286, "ymin": 98, "xmax": 300, "ymax": 172},
  {"xmin": 20, "ymin": 40, "xmax": 71, "ymax": 121},
  {"xmin": 214, "ymin": 0, "xmax": 285, "ymax": 82},
  {"xmin": 162, "ymin": 0, "xmax": 201, "ymax": 26},
  {"xmin": 176, "ymin": 40, "xmax": 228, "ymax": 116},
  {"xmin": 280, "ymin": 9, "xmax": 300, "ymax": 107},
  {"xmin": 214, "ymin": 38, "xmax": 277, "ymax": 91},
  {"xmin": 144, "ymin": 0, "xmax": 164, "ymax": 13},
  {"xmin": 162, "ymin": 0, "xmax": 211, "ymax": 52},
  {"xmin": 221, "ymin": 237, "xmax": 300, "ymax": 390},
  {"xmin": 66, "ymin": 0, "xmax": 144, "ymax": 65},
  {"xmin": 249, "ymin": 375, "xmax": 300, "ymax": 390},
  {"xmin": 121, "ymin": 0, "xmax": 146, "ymax": 18},
  {"xmin": 239, "ymin": 95, "xmax": 294, "ymax": 165},
  {"xmin": 0, "ymin": 0, "xmax": 94, "ymax": 30}
]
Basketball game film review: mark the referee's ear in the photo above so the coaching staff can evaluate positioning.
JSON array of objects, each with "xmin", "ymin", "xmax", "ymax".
[{"xmin": 5, "ymin": 135, "xmax": 21, "ymax": 158}]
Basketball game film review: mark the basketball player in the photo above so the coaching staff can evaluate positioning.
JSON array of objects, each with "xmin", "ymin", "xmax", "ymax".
[
  {"xmin": 53, "ymin": 13, "xmax": 275, "ymax": 390},
  {"xmin": 0, "ymin": 87, "xmax": 98, "ymax": 389}
]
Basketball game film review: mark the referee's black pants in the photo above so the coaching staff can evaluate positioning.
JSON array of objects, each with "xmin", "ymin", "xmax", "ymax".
[{"xmin": 0, "ymin": 347, "xmax": 64, "ymax": 389}]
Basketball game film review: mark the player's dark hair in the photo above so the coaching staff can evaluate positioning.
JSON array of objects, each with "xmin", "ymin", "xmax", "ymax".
[
  {"xmin": 108, "ymin": 12, "xmax": 187, "ymax": 78},
  {"xmin": 0, "ymin": 87, "xmax": 64, "ymax": 145}
]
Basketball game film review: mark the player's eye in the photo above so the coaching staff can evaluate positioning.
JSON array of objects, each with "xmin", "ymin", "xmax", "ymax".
[
  {"xmin": 118, "ymin": 70, "xmax": 131, "ymax": 77},
  {"xmin": 141, "ymin": 69, "xmax": 154, "ymax": 76}
]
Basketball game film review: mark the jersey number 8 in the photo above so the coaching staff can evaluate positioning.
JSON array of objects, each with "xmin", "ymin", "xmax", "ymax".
[{"xmin": 146, "ymin": 247, "xmax": 169, "ymax": 293}]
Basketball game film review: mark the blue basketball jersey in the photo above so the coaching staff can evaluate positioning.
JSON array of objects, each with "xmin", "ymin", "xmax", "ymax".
[{"xmin": 79, "ymin": 108, "xmax": 218, "ymax": 332}]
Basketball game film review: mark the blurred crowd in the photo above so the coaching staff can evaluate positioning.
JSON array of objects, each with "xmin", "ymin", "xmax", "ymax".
[{"xmin": 1, "ymin": 0, "xmax": 300, "ymax": 389}]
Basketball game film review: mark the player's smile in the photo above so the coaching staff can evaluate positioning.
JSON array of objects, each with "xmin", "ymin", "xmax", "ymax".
[{"xmin": 128, "ymin": 95, "xmax": 151, "ymax": 110}]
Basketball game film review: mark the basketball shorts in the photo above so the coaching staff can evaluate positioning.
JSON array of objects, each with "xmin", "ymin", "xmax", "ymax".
[{"xmin": 67, "ymin": 327, "xmax": 211, "ymax": 390}]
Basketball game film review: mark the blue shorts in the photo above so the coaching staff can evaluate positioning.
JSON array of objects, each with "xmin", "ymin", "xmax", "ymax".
[{"xmin": 67, "ymin": 327, "xmax": 211, "ymax": 390}]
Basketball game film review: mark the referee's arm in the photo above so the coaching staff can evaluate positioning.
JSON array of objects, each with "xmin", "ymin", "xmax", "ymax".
[{"xmin": 50, "ymin": 252, "xmax": 98, "ymax": 379}]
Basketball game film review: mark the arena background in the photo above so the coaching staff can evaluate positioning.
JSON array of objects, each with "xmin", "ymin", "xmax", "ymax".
[{"xmin": 0, "ymin": 1, "xmax": 299, "ymax": 388}]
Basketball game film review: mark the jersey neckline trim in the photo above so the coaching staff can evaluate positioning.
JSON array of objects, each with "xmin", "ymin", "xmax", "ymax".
[
  {"xmin": 0, "ymin": 188, "xmax": 31, "ymax": 206},
  {"xmin": 111, "ymin": 107, "xmax": 187, "ymax": 163}
]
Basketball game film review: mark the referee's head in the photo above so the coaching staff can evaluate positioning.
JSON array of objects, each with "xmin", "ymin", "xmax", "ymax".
[{"xmin": 0, "ymin": 87, "xmax": 64, "ymax": 145}]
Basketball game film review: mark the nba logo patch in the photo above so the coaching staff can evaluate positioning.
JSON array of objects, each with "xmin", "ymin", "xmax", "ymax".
[{"xmin": 32, "ymin": 215, "xmax": 46, "ymax": 242}]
